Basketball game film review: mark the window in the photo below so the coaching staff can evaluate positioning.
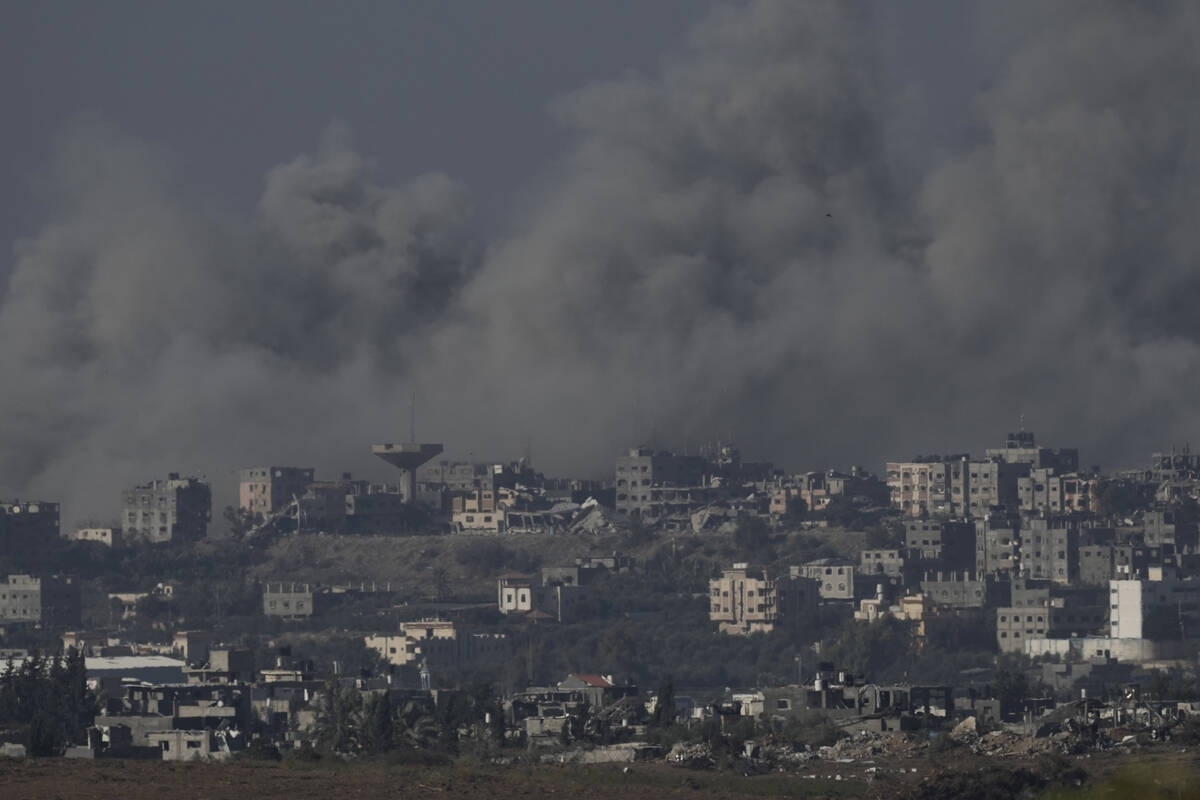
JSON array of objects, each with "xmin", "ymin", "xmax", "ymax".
[
  {"xmin": 776, "ymin": 699, "xmax": 791, "ymax": 710},
  {"xmin": 187, "ymin": 740, "xmax": 202, "ymax": 749}
]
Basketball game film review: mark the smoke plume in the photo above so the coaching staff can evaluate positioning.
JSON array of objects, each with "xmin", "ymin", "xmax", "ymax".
[{"xmin": 4, "ymin": 1, "xmax": 1200, "ymax": 524}]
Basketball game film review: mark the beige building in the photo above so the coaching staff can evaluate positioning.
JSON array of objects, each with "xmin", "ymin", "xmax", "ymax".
[
  {"xmin": 452, "ymin": 489, "xmax": 504, "ymax": 532},
  {"xmin": 239, "ymin": 467, "xmax": 315, "ymax": 516},
  {"xmin": 365, "ymin": 619, "xmax": 509, "ymax": 670},
  {"xmin": 708, "ymin": 563, "xmax": 819, "ymax": 635},
  {"xmin": 65, "ymin": 527, "xmax": 122, "ymax": 547},
  {"xmin": 886, "ymin": 460, "xmax": 952, "ymax": 517}
]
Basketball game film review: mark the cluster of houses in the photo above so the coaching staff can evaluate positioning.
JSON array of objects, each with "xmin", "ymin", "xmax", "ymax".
[
  {"xmin": 5, "ymin": 430, "xmax": 1200, "ymax": 764},
  {"xmin": 707, "ymin": 432, "xmax": 1200, "ymax": 669}
]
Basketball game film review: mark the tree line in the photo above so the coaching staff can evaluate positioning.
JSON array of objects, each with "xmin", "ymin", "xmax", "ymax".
[{"xmin": 0, "ymin": 648, "xmax": 96, "ymax": 756}]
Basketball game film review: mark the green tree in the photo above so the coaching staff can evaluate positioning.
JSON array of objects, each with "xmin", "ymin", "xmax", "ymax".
[
  {"xmin": 312, "ymin": 679, "xmax": 362, "ymax": 754},
  {"xmin": 652, "ymin": 674, "xmax": 675, "ymax": 727},
  {"xmin": 361, "ymin": 692, "xmax": 394, "ymax": 754}
]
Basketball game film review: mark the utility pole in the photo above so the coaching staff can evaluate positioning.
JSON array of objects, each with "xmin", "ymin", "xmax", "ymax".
[{"xmin": 409, "ymin": 391, "xmax": 416, "ymax": 443}]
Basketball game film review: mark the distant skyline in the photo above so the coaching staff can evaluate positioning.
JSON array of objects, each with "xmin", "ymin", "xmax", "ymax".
[{"xmin": 4, "ymin": 1, "xmax": 1200, "ymax": 526}]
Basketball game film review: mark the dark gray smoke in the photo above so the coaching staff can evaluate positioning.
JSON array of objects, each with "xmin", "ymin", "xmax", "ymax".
[{"xmin": 4, "ymin": 1, "xmax": 1200, "ymax": 524}]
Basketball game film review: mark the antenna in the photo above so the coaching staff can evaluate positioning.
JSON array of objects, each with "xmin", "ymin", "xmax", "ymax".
[
  {"xmin": 409, "ymin": 391, "xmax": 416, "ymax": 443},
  {"xmin": 1018, "ymin": 413, "xmax": 1025, "ymax": 433}
]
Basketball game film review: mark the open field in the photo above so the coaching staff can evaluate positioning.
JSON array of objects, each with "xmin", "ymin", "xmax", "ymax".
[{"xmin": 2, "ymin": 747, "xmax": 1197, "ymax": 800}]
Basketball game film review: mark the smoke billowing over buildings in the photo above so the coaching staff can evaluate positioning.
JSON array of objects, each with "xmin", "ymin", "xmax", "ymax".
[{"xmin": 5, "ymin": 1, "xmax": 1200, "ymax": 522}]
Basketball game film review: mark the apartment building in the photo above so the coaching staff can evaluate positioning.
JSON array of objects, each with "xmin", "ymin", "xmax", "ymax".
[
  {"xmin": 615, "ymin": 448, "xmax": 705, "ymax": 516},
  {"xmin": 985, "ymin": 431, "xmax": 1079, "ymax": 474},
  {"xmin": 121, "ymin": 475, "xmax": 211, "ymax": 543},
  {"xmin": 905, "ymin": 520, "xmax": 976, "ymax": 571},
  {"xmin": 0, "ymin": 574, "xmax": 81, "ymax": 628},
  {"xmin": 709, "ymin": 563, "xmax": 819, "ymax": 635},
  {"xmin": 0, "ymin": 501, "xmax": 61, "ymax": 563},
  {"xmin": 1109, "ymin": 567, "xmax": 1200, "ymax": 640},
  {"xmin": 1018, "ymin": 469, "xmax": 1094, "ymax": 514},
  {"xmin": 238, "ymin": 467, "xmax": 315, "ymax": 516},
  {"xmin": 1019, "ymin": 518, "xmax": 1079, "ymax": 584},
  {"xmin": 886, "ymin": 458, "xmax": 952, "ymax": 517}
]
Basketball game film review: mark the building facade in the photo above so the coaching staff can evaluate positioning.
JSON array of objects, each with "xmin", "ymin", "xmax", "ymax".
[
  {"xmin": 262, "ymin": 582, "xmax": 319, "ymax": 617},
  {"xmin": 0, "ymin": 574, "xmax": 81, "ymax": 628},
  {"xmin": 238, "ymin": 467, "xmax": 315, "ymax": 516},
  {"xmin": 708, "ymin": 563, "xmax": 818, "ymax": 635},
  {"xmin": 65, "ymin": 527, "xmax": 122, "ymax": 548},
  {"xmin": 615, "ymin": 448, "xmax": 705, "ymax": 516},
  {"xmin": 121, "ymin": 475, "xmax": 211, "ymax": 543},
  {"xmin": 0, "ymin": 501, "xmax": 61, "ymax": 563}
]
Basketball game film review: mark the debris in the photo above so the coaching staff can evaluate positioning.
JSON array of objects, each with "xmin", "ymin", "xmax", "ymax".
[{"xmin": 951, "ymin": 716, "xmax": 978, "ymax": 741}]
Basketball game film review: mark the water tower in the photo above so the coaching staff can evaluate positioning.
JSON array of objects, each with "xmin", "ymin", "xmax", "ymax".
[{"xmin": 372, "ymin": 442, "xmax": 443, "ymax": 503}]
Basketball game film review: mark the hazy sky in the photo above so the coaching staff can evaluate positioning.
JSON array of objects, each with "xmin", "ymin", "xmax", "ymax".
[
  {"xmin": 1, "ymin": 2, "xmax": 983, "ymax": 245},
  {"xmin": 5, "ymin": 1, "xmax": 1198, "ymax": 525}
]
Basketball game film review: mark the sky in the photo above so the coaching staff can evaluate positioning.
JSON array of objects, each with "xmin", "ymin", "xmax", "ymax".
[{"xmin": 3, "ymin": 1, "xmax": 1200, "ymax": 525}]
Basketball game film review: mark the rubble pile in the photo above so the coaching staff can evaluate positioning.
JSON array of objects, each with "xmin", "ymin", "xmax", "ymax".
[
  {"xmin": 666, "ymin": 742, "xmax": 715, "ymax": 769},
  {"xmin": 817, "ymin": 731, "xmax": 927, "ymax": 760}
]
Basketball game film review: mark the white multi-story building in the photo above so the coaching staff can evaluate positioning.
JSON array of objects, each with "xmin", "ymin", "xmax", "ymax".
[{"xmin": 1109, "ymin": 567, "xmax": 1200, "ymax": 640}]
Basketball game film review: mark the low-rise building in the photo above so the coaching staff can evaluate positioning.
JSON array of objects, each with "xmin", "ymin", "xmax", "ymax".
[
  {"xmin": 365, "ymin": 619, "xmax": 509, "ymax": 671},
  {"xmin": 172, "ymin": 631, "xmax": 214, "ymax": 665},
  {"xmin": 65, "ymin": 527, "xmax": 122, "ymax": 548},
  {"xmin": 496, "ymin": 573, "xmax": 581, "ymax": 623},
  {"xmin": 859, "ymin": 549, "xmax": 905, "ymax": 578},
  {"xmin": 344, "ymin": 489, "xmax": 421, "ymax": 534},
  {"xmin": 919, "ymin": 572, "xmax": 1000, "ymax": 609},
  {"xmin": 796, "ymin": 558, "xmax": 857, "ymax": 601},
  {"xmin": 262, "ymin": 582, "xmax": 321, "ymax": 617},
  {"xmin": 62, "ymin": 630, "xmax": 110, "ymax": 655},
  {"xmin": 146, "ymin": 729, "xmax": 242, "ymax": 761}
]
